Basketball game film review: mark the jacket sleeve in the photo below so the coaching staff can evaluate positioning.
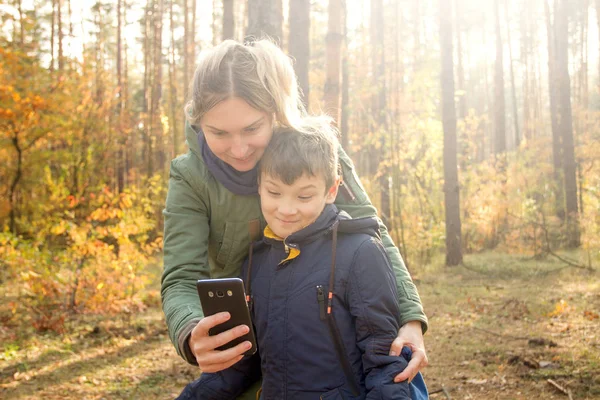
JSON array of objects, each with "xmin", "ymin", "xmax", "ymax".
[
  {"xmin": 335, "ymin": 146, "xmax": 428, "ymax": 333},
  {"xmin": 162, "ymin": 156, "xmax": 211, "ymax": 365},
  {"xmin": 182, "ymin": 353, "xmax": 261, "ymax": 400},
  {"xmin": 346, "ymin": 238, "xmax": 411, "ymax": 400}
]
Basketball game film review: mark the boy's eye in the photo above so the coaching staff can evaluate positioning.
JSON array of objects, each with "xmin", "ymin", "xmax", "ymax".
[
  {"xmin": 245, "ymin": 126, "xmax": 258, "ymax": 132},
  {"xmin": 298, "ymin": 195, "xmax": 313, "ymax": 201},
  {"xmin": 268, "ymin": 191, "xmax": 280, "ymax": 196},
  {"xmin": 211, "ymin": 130, "xmax": 227, "ymax": 136}
]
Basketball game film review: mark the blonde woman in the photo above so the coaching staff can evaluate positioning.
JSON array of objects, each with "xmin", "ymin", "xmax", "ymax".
[{"xmin": 162, "ymin": 39, "xmax": 429, "ymax": 399}]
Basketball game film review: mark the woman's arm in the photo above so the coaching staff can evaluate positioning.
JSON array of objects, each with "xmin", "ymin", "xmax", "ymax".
[
  {"xmin": 163, "ymin": 156, "xmax": 252, "ymax": 369},
  {"xmin": 162, "ymin": 156, "xmax": 211, "ymax": 363}
]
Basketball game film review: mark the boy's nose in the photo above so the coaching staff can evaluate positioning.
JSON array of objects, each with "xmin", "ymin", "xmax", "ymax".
[{"xmin": 278, "ymin": 204, "xmax": 297, "ymax": 216}]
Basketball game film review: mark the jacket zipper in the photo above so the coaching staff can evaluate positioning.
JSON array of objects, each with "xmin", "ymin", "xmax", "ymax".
[{"xmin": 316, "ymin": 285, "xmax": 326, "ymax": 321}]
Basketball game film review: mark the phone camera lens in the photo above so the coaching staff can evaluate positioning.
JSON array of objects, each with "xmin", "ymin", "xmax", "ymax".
[{"xmin": 216, "ymin": 290, "xmax": 225, "ymax": 298}]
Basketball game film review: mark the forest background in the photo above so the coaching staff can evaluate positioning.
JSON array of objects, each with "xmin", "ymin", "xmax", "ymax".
[{"xmin": 0, "ymin": 0, "xmax": 599, "ymax": 399}]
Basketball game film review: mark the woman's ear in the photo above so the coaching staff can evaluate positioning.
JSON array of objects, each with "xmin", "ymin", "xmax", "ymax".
[{"xmin": 325, "ymin": 177, "xmax": 342, "ymax": 204}]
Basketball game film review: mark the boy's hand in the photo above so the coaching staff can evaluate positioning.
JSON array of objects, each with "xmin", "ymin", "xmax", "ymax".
[
  {"xmin": 189, "ymin": 312, "xmax": 252, "ymax": 372},
  {"xmin": 389, "ymin": 321, "xmax": 428, "ymax": 383}
]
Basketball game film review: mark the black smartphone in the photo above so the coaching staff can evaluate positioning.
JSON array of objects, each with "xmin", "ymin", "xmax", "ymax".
[{"xmin": 196, "ymin": 278, "xmax": 257, "ymax": 355}]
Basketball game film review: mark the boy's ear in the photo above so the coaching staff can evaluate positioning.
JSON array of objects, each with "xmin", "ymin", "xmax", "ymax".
[{"xmin": 325, "ymin": 177, "xmax": 342, "ymax": 204}]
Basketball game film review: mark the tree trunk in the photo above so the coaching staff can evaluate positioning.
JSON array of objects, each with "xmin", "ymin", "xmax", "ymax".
[
  {"xmin": 340, "ymin": 0, "xmax": 349, "ymax": 150},
  {"xmin": 555, "ymin": 0, "xmax": 580, "ymax": 247},
  {"xmin": 246, "ymin": 0, "xmax": 283, "ymax": 43},
  {"xmin": 454, "ymin": 0, "xmax": 467, "ymax": 120},
  {"xmin": 370, "ymin": 0, "xmax": 390, "ymax": 227},
  {"xmin": 191, "ymin": 0, "xmax": 196, "ymax": 76},
  {"xmin": 324, "ymin": 0, "xmax": 342, "ymax": 122},
  {"xmin": 504, "ymin": 0, "xmax": 520, "ymax": 148},
  {"xmin": 544, "ymin": 0, "xmax": 564, "ymax": 218},
  {"xmin": 494, "ymin": 0, "xmax": 506, "ymax": 154},
  {"xmin": 289, "ymin": 0, "xmax": 310, "ymax": 108},
  {"xmin": 440, "ymin": 0, "xmax": 463, "ymax": 266},
  {"xmin": 117, "ymin": 0, "xmax": 125, "ymax": 193},
  {"xmin": 170, "ymin": 0, "xmax": 179, "ymax": 159},
  {"xmin": 597, "ymin": 0, "xmax": 600, "ymax": 92},
  {"xmin": 9, "ymin": 133, "xmax": 23, "ymax": 235},
  {"xmin": 183, "ymin": 0, "xmax": 190, "ymax": 96},
  {"xmin": 223, "ymin": 0, "xmax": 235, "ymax": 40},
  {"xmin": 150, "ymin": 0, "xmax": 164, "ymax": 177},
  {"xmin": 17, "ymin": 0, "xmax": 25, "ymax": 46},
  {"xmin": 51, "ymin": 0, "xmax": 56, "ymax": 72},
  {"xmin": 212, "ymin": 0, "xmax": 220, "ymax": 45},
  {"xmin": 57, "ymin": 0, "xmax": 64, "ymax": 71}
]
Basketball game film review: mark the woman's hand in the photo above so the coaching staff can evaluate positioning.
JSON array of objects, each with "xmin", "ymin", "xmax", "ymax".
[
  {"xmin": 189, "ymin": 312, "xmax": 253, "ymax": 372},
  {"xmin": 390, "ymin": 321, "xmax": 428, "ymax": 383}
]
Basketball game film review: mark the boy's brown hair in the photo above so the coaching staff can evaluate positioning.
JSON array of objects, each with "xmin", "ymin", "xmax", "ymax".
[{"xmin": 258, "ymin": 116, "xmax": 339, "ymax": 190}]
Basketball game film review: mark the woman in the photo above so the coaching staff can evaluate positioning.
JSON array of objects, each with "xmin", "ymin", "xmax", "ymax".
[{"xmin": 162, "ymin": 39, "xmax": 428, "ymax": 398}]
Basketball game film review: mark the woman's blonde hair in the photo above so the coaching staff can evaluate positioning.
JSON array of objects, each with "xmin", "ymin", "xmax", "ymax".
[{"xmin": 185, "ymin": 39, "xmax": 306, "ymax": 128}]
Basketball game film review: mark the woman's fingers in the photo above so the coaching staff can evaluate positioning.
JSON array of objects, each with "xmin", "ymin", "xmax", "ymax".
[
  {"xmin": 389, "ymin": 321, "xmax": 428, "ymax": 383},
  {"xmin": 394, "ymin": 346, "xmax": 428, "ymax": 383},
  {"xmin": 195, "ymin": 340, "xmax": 252, "ymax": 372},
  {"xmin": 189, "ymin": 314, "xmax": 252, "ymax": 372}
]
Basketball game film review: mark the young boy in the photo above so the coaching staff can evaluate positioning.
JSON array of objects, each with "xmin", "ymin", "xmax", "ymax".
[{"xmin": 178, "ymin": 118, "xmax": 428, "ymax": 399}]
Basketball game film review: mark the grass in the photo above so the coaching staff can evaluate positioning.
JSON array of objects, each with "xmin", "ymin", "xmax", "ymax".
[
  {"xmin": 419, "ymin": 251, "xmax": 600, "ymax": 399},
  {"xmin": 1, "ymin": 251, "xmax": 599, "ymax": 399}
]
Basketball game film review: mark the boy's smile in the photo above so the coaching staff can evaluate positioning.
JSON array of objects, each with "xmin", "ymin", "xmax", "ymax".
[{"xmin": 259, "ymin": 173, "xmax": 339, "ymax": 239}]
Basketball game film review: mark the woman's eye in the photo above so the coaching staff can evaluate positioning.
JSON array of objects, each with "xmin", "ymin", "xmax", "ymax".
[
  {"xmin": 268, "ymin": 191, "xmax": 280, "ymax": 196},
  {"xmin": 245, "ymin": 126, "xmax": 259, "ymax": 133},
  {"xmin": 298, "ymin": 196, "xmax": 313, "ymax": 201},
  {"xmin": 211, "ymin": 131, "xmax": 227, "ymax": 136}
]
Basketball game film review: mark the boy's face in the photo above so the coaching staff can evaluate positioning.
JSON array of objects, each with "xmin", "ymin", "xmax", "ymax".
[{"xmin": 259, "ymin": 173, "xmax": 339, "ymax": 239}]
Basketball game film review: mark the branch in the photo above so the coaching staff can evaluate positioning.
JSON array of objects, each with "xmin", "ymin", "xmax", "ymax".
[
  {"xmin": 547, "ymin": 379, "xmax": 573, "ymax": 399},
  {"xmin": 429, "ymin": 386, "xmax": 452, "ymax": 399},
  {"xmin": 472, "ymin": 326, "xmax": 529, "ymax": 341}
]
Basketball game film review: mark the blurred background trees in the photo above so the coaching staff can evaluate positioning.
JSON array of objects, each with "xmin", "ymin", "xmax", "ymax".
[{"xmin": 1, "ymin": 0, "xmax": 599, "ymax": 329}]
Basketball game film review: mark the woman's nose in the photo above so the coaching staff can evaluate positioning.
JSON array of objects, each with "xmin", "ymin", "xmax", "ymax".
[{"xmin": 230, "ymin": 136, "xmax": 249, "ymax": 158}]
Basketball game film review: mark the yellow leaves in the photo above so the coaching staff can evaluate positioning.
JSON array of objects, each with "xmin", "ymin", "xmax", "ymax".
[
  {"xmin": 20, "ymin": 270, "xmax": 41, "ymax": 281},
  {"xmin": 119, "ymin": 194, "xmax": 133, "ymax": 209},
  {"xmin": 51, "ymin": 221, "xmax": 68, "ymax": 236},
  {"xmin": 97, "ymin": 283, "xmax": 104, "ymax": 290},
  {"xmin": 90, "ymin": 205, "xmax": 122, "ymax": 222},
  {"xmin": 548, "ymin": 300, "xmax": 570, "ymax": 318}
]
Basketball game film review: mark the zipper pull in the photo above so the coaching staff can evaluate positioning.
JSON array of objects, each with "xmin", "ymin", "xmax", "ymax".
[
  {"xmin": 316, "ymin": 285, "xmax": 326, "ymax": 321},
  {"xmin": 284, "ymin": 243, "xmax": 290, "ymax": 254}
]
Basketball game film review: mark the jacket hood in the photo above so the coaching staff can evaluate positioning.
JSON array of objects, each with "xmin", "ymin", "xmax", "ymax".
[{"xmin": 185, "ymin": 120, "xmax": 202, "ymax": 158}]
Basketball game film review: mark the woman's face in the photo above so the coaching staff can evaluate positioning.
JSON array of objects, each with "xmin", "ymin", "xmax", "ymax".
[{"xmin": 200, "ymin": 97, "xmax": 274, "ymax": 172}]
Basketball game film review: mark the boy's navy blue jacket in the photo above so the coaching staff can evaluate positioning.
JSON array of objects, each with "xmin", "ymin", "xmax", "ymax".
[{"xmin": 189, "ymin": 204, "xmax": 411, "ymax": 399}]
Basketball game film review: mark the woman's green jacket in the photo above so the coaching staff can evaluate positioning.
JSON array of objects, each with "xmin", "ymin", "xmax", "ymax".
[{"xmin": 162, "ymin": 122, "xmax": 428, "ymax": 365}]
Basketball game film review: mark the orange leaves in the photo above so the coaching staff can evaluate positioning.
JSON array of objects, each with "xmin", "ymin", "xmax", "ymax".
[{"xmin": 583, "ymin": 310, "xmax": 599, "ymax": 321}]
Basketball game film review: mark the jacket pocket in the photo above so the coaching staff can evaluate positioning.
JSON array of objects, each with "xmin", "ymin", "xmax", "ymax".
[
  {"xmin": 215, "ymin": 220, "xmax": 256, "ymax": 268},
  {"xmin": 320, "ymin": 387, "xmax": 347, "ymax": 400}
]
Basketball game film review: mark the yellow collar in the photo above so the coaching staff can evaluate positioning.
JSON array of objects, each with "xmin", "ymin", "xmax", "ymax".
[{"xmin": 264, "ymin": 226, "xmax": 301, "ymax": 264}]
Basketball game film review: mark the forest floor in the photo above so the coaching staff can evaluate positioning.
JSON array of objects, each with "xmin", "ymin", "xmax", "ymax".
[{"xmin": 1, "ymin": 251, "xmax": 599, "ymax": 400}]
